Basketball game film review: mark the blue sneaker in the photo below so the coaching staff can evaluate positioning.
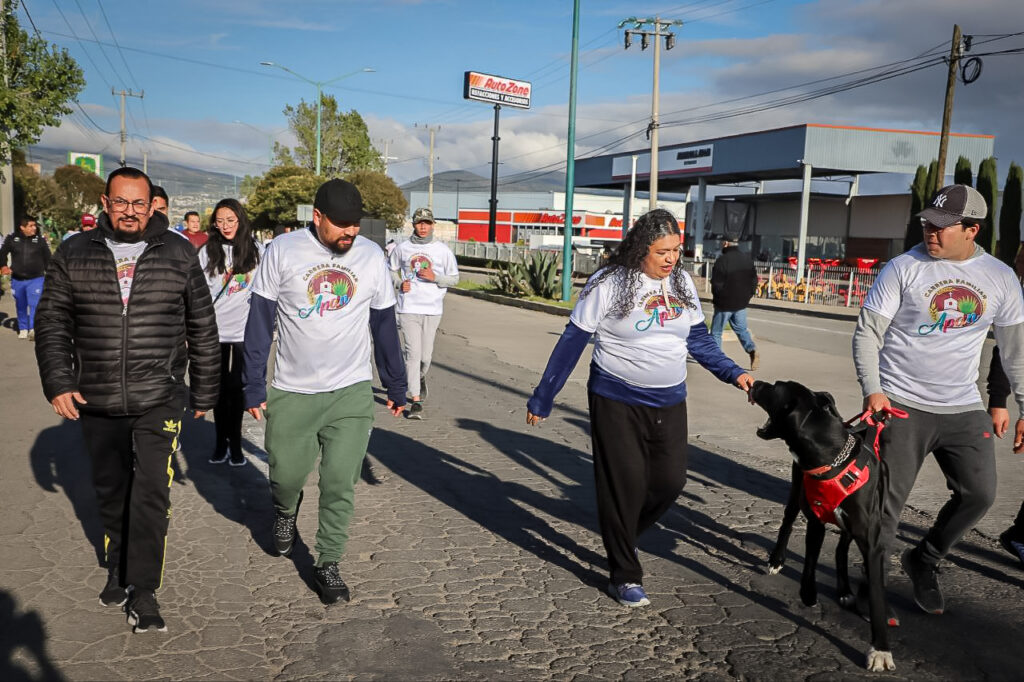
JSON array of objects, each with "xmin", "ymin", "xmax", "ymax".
[{"xmin": 607, "ymin": 581, "xmax": 650, "ymax": 607}]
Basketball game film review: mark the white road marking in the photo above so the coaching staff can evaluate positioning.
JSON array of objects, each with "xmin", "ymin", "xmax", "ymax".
[{"xmin": 746, "ymin": 316, "xmax": 853, "ymax": 335}]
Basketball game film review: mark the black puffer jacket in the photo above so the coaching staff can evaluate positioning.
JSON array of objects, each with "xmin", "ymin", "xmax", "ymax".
[
  {"xmin": 35, "ymin": 212, "xmax": 220, "ymax": 415},
  {"xmin": 0, "ymin": 228, "xmax": 51, "ymax": 279}
]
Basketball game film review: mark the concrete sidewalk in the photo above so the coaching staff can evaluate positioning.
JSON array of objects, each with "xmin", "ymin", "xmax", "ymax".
[{"xmin": 1, "ymin": 293, "xmax": 1022, "ymax": 680}]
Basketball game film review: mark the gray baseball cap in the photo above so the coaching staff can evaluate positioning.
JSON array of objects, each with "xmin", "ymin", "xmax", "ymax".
[
  {"xmin": 918, "ymin": 184, "xmax": 987, "ymax": 228},
  {"xmin": 412, "ymin": 207, "xmax": 435, "ymax": 224}
]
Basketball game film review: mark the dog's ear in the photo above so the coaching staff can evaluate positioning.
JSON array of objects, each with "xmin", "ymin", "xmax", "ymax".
[{"xmin": 814, "ymin": 391, "xmax": 842, "ymax": 419}]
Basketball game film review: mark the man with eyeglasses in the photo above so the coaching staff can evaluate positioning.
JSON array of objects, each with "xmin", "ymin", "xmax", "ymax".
[
  {"xmin": 34, "ymin": 166, "xmax": 220, "ymax": 634},
  {"xmin": 852, "ymin": 183, "xmax": 1024, "ymax": 617}
]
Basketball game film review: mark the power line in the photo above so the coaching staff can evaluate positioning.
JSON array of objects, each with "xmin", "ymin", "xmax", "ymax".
[
  {"xmin": 70, "ymin": 0, "xmax": 125, "ymax": 86},
  {"xmin": 48, "ymin": 0, "xmax": 115, "ymax": 88},
  {"xmin": 94, "ymin": 0, "xmax": 140, "ymax": 90}
]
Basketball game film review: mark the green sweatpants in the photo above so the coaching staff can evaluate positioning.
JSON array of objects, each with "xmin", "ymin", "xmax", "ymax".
[{"xmin": 264, "ymin": 381, "xmax": 374, "ymax": 565}]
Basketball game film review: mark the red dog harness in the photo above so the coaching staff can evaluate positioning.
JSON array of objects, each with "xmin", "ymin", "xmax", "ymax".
[{"xmin": 802, "ymin": 407, "xmax": 909, "ymax": 529}]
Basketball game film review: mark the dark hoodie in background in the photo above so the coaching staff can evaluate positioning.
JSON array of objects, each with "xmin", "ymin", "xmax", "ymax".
[{"xmin": 711, "ymin": 245, "xmax": 758, "ymax": 312}]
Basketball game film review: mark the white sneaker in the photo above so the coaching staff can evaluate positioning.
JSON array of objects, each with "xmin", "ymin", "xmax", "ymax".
[{"xmin": 17, "ymin": 330, "xmax": 27, "ymax": 339}]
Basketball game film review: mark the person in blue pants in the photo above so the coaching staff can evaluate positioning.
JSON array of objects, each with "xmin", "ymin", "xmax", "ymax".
[{"xmin": 0, "ymin": 215, "xmax": 51, "ymax": 339}]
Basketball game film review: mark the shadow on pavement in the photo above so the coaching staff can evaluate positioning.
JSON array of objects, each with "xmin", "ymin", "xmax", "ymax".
[
  {"xmin": 0, "ymin": 590, "xmax": 64, "ymax": 682},
  {"xmin": 28, "ymin": 419, "xmax": 105, "ymax": 564},
  {"xmin": 368, "ymin": 426, "xmax": 607, "ymax": 589}
]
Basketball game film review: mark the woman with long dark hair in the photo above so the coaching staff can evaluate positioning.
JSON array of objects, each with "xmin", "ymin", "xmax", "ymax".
[
  {"xmin": 527, "ymin": 208, "xmax": 753, "ymax": 607},
  {"xmin": 200, "ymin": 198, "xmax": 263, "ymax": 466}
]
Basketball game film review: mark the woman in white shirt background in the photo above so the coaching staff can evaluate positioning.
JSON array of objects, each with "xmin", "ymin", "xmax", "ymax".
[
  {"xmin": 527, "ymin": 208, "xmax": 753, "ymax": 608},
  {"xmin": 199, "ymin": 198, "xmax": 264, "ymax": 466}
]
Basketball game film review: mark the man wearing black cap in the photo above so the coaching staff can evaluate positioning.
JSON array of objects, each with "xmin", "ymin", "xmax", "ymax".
[
  {"xmin": 853, "ymin": 183, "xmax": 1024, "ymax": 616},
  {"xmin": 242, "ymin": 178, "xmax": 407, "ymax": 604}
]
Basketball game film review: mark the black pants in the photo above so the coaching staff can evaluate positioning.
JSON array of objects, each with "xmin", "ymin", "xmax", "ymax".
[
  {"xmin": 588, "ymin": 392, "xmax": 688, "ymax": 584},
  {"xmin": 80, "ymin": 403, "xmax": 182, "ymax": 591},
  {"xmin": 214, "ymin": 342, "xmax": 245, "ymax": 459}
]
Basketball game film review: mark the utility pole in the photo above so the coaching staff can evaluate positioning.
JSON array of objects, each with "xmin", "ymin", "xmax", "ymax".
[
  {"xmin": 142, "ymin": 152, "xmax": 148, "ymax": 174},
  {"xmin": 934, "ymin": 24, "xmax": 963, "ymax": 195},
  {"xmin": 620, "ymin": 16, "xmax": 683, "ymax": 211},
  {"xmin": 375, "ymin": 138, "xmax": 398, "ymax": 175},
  {"xmin": 112, "ymin": 87, "xmax": 144, "ymax": 167},
  {"xmin": 415, "ymin": 124, "xmax": 440, "ymax": 210},
  {"xmin": 0, "ymin": 0, "xmax": 15, "ymax": 237}
]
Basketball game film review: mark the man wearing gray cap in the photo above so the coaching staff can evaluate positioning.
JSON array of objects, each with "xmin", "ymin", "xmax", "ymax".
[
  {"xmin": 388, "ymin": 207, "xmax": 459, "ymax": 419},
  {"xmin": 853, "ymin": 183, "xmax": 1024, "ymax": 616},
  {"xmin": 242, "ymin": 179, "xmax": 407, "ymax": 604}
]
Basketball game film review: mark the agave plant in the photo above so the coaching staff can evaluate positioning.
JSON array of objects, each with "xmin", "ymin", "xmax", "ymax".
[
  {"xmin": 521, "ymin": 251, "xmax": 560, "ymax": 299},
  {"xmin": 490, "ymin": 260, "xmax": 530, "ymax": 296}
]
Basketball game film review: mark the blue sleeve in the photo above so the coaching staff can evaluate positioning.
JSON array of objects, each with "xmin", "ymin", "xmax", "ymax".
[
  {"xmin": 527, "ymin": 321, "xmax": 593, "ymax": 418},
  {"xmin": 242, "ymin": 293, "xmax": 276, "ymax": 408},
  {"xmin": 686, "ymin": 322, "xmax": 746, "ymax": 384},
  {"xmin": 369, "ymin": 305, "xmax": 408, "ymax": 408}
]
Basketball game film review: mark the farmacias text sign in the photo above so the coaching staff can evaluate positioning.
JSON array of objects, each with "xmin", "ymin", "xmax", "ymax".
[{"xmin": 463, "ymin": 71, "xmax": 532, "ymax": 109}]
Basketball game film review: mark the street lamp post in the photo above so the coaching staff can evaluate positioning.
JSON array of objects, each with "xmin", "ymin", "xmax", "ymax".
[{"xmin": 259, "ymin": 62, "xmax": 374, "ymax": 176}]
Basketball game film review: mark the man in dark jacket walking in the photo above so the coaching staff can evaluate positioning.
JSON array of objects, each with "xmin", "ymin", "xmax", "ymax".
[
  {"xmin": 710, "ymin": 239, "xmax": 760, "ymax": 370},
  {"xmin": 34, "ymin": 166, "xmax": 220, "ymax": 634},
  {"xmin": 0, "ymin": 215, "xmax": 51, "ymax": 339}
]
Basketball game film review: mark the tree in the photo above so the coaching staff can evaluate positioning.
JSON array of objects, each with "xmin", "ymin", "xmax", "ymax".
[
  {"xmin": 954, "ymin": 156, "xmax": 973, "ymax": 186},
  {"xmin": 976, "ymin": 157, "xmax": 999, "ymax": 254},
  {"xmin": 998, "ymin": 162, "xmax": 1023, "ymax": 269},
  {"xmin": 279, "ymin": 94, "xmax": 383, "ymax": 176},
  {"xmin": 904, "ymin": 164, "xmax": 930, "ymax": 252},
  {"xmin": 239, "ymin": 174, "xmax": 261, "ymax": 202},
  {"xmin": 345, "ymin": 169, "xmax": 408, "ymax": 230},
  {"xmin": 1, "ymin": 2, "xmax": 85, "ymax": 169},
  {"xmin": 245, "ymin": 165, "xmax": 321, "ymax": 230},
  {"xmin": 924, "ymin": 159, "xmax": 940, "ymax": 201}
]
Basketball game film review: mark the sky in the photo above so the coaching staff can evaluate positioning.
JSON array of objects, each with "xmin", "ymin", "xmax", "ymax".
[{"xmin": 20, "ymin": 0, "xmax": 1024, "ymax": 194}]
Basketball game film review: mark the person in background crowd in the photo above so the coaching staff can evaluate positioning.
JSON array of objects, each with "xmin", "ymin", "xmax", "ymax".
[
  {"xmin": 526, "ymin": 209, "xmax": 754, "ymax": 608},
  {"xmin": 243, "ymin": 179, "xmax": 407, "ymax": 605},
  {"xmin": 34, "ymin": 166, "xmax": 219, "ymax": 633},
  {"xmin": 710, "ymin": 238, "xmax": 760, "ymax": 370},
  {"xmin": 984, "ymin": 346, "xmax": 1024, "ymax": 569},
  {"xmin": 64, "ymin": 213, "xmax": 98, "ymax": 241},
  {"xmin": 199, "ymin": 199, "xmax": 263, "ymax": 466},
  {"xmin": 0, "ymin": 215, "xmax": 51, "ymax": 340},
  {"xmin": 183, "ymin": 211, "xmax": 208, "ymax": 249},
  {"xmin": 151, "ymin": 186, "xmax": 169, "ymax": 216},
  {"xmin": 388, "ymin": 207, "xmax": 459, "ymax": 419}
]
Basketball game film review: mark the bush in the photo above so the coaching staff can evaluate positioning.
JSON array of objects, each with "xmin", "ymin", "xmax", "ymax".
[{"xmin": 489, "ymin": 251, "xmax": 560, "ymax": 299}]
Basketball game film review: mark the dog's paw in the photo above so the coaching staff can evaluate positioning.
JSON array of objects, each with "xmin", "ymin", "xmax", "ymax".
[
  {"xmin": 799, "ymin": 588, "xmax": 818, "ymax": 607},
  {"xmin": 766, "ymin": 561, "xmax": 783, "ymax": 575},
  {"xmin": 865, "ymin": 647, "xmax": 895, "ymax": 672},
  {"xmin": 838, "ymin": 592, "xmax": 856, "ymax": 608}
]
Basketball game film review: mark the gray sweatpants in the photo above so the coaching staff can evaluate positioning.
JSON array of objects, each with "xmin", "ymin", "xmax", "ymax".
[
  {"xmin": 879, "ymin": 401, "xmax": 997, "ymax": 566},
  {"xmin": 397, "ymin": 312, "xmax": 442, "ymax": 399}
]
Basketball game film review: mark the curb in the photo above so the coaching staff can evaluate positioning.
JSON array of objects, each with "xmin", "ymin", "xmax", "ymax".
[{"xmin": 448, "ymin": 287, "xmax": 571, "ymax": 317}]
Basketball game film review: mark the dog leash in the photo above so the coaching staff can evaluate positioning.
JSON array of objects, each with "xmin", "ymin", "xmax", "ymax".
[{"xmin": 844, "ymin": 406, "xmax": 909, "ymax": 460}]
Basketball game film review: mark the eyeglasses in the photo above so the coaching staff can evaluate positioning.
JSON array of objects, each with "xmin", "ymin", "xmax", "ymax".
[
  {"xmin": 920, "ymin": 218, "xmax": 963, "ymax": 233},
  {"xmin": 107, "ymin": 197, "xmax": 150, "ymax": 213},
  {"xmin": 215, "ymin": 217, "xmax": 239, "ymax": 227}
]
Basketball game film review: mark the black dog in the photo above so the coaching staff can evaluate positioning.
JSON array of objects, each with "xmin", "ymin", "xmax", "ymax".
[{"xmin": 750, "ymin": 379, "xmax": 895, "ymax": 672}]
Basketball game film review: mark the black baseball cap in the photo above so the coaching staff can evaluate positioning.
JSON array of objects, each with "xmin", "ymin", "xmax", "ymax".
[
  {"xmin": 314, "ymin": 179, "xmax": 364, "ymax": 225},
  {"xmin": 918, "ymin": 184, "xmax": 988, "ymax": 228}
]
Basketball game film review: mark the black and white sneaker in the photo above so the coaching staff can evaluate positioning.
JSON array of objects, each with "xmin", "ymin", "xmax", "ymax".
[
  {"xmin": 126, "ymin": 589, "xmax": 167, "ymax": 633},
  {"xmin": 406, "ymin": 402, "xmax": 424, "ymax": 420},
  {"xmin": 99, "ymin": 568, "xmax": 127, "ymax": 607},
  {"xmin": 273, "ymin": 512, "xmax": 298, "ymax": 557},
  {"xmin": 208, "ymin": 450, "xmax": 229, "ymax": 464},
  {"xmin": 313, "ymin": 562, "xmax": 351, "ymax": 604},
  {"xmin": 229, "ymin": 453, "xmax": 248, "ymax": 467}
]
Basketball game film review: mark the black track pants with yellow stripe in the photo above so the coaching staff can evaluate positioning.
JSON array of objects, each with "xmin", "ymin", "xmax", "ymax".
[{"xmin": 80, "ymin": 403, "xmax": 182, "ymax": 591}]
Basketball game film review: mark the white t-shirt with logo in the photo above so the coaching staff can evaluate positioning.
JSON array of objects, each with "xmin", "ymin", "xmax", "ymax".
[
  {"xmin": 389, "ymin": 239, "xmax": 459, "ymax": 315},
  {"xmin": 105, "ymin": 239, "xmax": 147, "ymax": 306},
  {"xmin": 249, "ymin": 230, "xmax": 396, "ymax": 394},
  {"xmin": 570, "ymin": 268, "xmax": 705, "ymax": 388},
  {"xmin": 199, "ymin": 241, "xmax": 265, "ymax": 343},
  {"xmin": 863, "ymin": 244, "xmax": 1024, "ymax": 407}
]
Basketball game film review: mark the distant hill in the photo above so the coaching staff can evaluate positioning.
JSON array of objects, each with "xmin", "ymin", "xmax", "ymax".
[
  {"xmin": 26, "ymin": 146, "xmax": 242, "ymax": 218},
  {"xmin": 401, "ymin": 169, "xmax": 567, "ymax": 194}
]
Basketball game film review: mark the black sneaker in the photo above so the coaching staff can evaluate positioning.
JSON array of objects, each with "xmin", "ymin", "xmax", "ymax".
[
  {"xmin": 313, "ymin": 562, "xmax": 351, "ymax": 604},
  {"xmin": 420, "ymin": 376, "xmax": 428, "ymax": 402},
  {"xmin": 999, "ymin": 528, "xmax": 1024, "ymax": 568},
  {"xmin": 209, "ymin": 450, "xmax": 229, "ymax": 464},
  {"xmin": 99, "ymin": 568, "xmax": 127, "ymax": 607},
  {"xmin": 126, "ymin": 589, "xmax": 167, "ymax": 633},
  {"xmin": 406, "ymin": 402, "xmax": 423, "ymax": 420},
  {"xmin": 229, "ymin": 452, "xmax": 248, "ymax": 467},
  {"xmin": 273, "ymin": 512, "xmax": 298, "ymax": 557},
  {"xmin": 901, "ymin": 548, "xmax": 944, "ymax": 614}
]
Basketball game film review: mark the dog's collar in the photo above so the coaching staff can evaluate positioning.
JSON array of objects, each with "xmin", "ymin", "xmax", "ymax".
[{"xmin": 803, "ymin": 433, "xmax": 858, "ymax": 478}]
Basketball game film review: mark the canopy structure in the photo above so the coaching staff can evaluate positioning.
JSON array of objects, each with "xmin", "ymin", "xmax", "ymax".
[{"xmin": 574, "ymin": 123, "xmax": 995, "ymax": 273}]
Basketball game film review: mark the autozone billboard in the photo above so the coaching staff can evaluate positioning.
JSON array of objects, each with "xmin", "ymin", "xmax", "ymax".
[{"xmin": 463, "ymin": 71, "xmax": 532, "ymax": 109}]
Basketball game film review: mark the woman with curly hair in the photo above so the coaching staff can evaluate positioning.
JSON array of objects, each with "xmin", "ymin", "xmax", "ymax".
[
  {"xmin": 199, "ymin": 198, "xmax": 264, "ymax": 466},
  {"xmin": 526, "ymin": 208, "xmax": 753, "ymax": 607}
]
